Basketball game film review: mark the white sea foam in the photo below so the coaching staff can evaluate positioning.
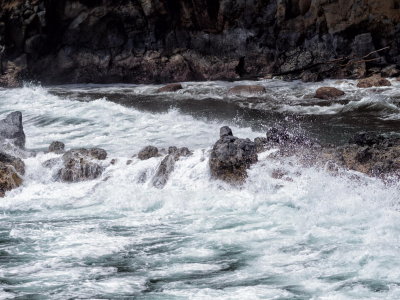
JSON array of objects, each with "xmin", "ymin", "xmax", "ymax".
[{"xmin": 0, "ymin": 83, "xmax": 400, "ymax": 299}]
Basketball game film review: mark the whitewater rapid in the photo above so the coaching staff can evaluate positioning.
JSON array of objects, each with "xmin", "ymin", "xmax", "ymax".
[{"xmin": 1, "ymin": 81, "xmax": 400, "ymax": 299}]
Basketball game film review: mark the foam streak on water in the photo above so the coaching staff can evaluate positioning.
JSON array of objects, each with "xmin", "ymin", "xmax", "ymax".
[{"xmin": 0, "ymin": 83, "xmax": 400, "ymax": 299}]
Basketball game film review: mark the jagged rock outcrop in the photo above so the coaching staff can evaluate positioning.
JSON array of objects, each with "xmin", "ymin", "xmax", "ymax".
[
  {"xmin": 0, "ymin": 0, "xmax": 399, "ymax": 84},
  {"xmin": 152, "ymin": 146, "xmax": 192, "ymax": 188},
  {"xmin": 56, "ymin": 148, "xmax": 107, "ymax": 182},
  {"xmin": 316, "ymin": 132, "xmax": 400, "ymax": 178},
  {"xmin": 210, "ymin": 126, "xmax": 257, "ymax": 183},
  {"xmin": 0, "ymin": 111, "xmax": 25, "ymax": 149}
]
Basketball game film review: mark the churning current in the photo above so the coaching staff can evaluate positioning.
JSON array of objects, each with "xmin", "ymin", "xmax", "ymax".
[{"xmin": 1, "ymin": 79, "xmax": 400, "ymax": 299}]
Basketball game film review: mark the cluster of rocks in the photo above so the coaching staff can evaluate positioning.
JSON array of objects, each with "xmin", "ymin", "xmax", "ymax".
[
  {"xmin": 156, "ymin": 74, "xmax": 396, "ymax": 100},
  {"xmin": 0, "ymin": 110, "xmax": 110, "ymax": 196},
  {"xmin": 0, "ymin": 109, "xmax": 399, "ymax": 197},
  {"xmin": 208, "ymin": 125, "xmax": 400, "ymax": 184}
]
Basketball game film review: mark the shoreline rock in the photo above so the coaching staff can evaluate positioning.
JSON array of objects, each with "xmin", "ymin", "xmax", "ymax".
[{"xmin": 357, "ymin": 75, "xmax": 392, "ymax": 88}]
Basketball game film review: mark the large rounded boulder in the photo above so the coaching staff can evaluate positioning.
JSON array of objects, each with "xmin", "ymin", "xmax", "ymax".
[{"xmin": 209, "ymin": 126, "xmax": 258, "ymax": 183}]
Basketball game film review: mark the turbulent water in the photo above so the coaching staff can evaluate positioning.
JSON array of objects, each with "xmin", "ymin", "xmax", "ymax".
[{"xmin": 1, "ymin": 79, "xmax": 400, "ymax": 299}]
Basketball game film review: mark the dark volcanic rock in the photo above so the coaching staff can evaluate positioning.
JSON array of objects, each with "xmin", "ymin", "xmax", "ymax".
[
  {"xmin": 157, "ymin": 83, "xmax": 183, "ymax": 93},
  {"xmin": 57, "ymin": 148, "xmax": 107, "ymax": 182},
  {"xmin": 210, "ymin": 127, "xmax": 257, "ymax": 183},
  {"xmin": 315, "ymin": 132, "xmax": 400, "ymax": 178},
  {"xmin": 152, "ymin": 146, "xmax": 192, "ymax": 188},
  {"xmin": 227, "ymin": 85, "xmax": 266, "ymax": 96},
  {"xmin": 138, "ymin": 146, "xmax": 159, "ymax": 160},
  {"xmin": 315, "ymin": 87, "xmax": 345, "ymax": 100},
  {"xmin": 0, "ymin": 1, "xmax": 399, "ymax": 84},
  {"xmin": 48, "ymin": 141, "xmax": 65, "ymax": 154},
  {"xmin": 357, "ymin": 75, "xmax": 392, "ymax": 88},
  {"xmin": 0, "ymin": 111, "xmax": 25, "ymax": 149}
]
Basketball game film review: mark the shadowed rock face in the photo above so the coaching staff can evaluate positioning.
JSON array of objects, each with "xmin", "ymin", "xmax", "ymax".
[
  {"xmin": 0, "ymin": 0, "xmax": 399, "ymax": 84},
  {"xmin": 0, "ymin": 111, "xmax": 25, "ymax": 149},
  {"xmin": 57, "ymin": 148, "xmax": 107, "ymax": 182},
  {"xmin": 210, "ymin": 126, "xmax": 258, "ymax": 183}
]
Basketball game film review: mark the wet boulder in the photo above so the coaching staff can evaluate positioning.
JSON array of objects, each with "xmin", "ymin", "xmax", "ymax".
[
  {"xmin": 227, "ymin": 85, "xmax": 266, "ymax": 96},
  {"xmin": 138, "ymin": 145, "xmax": 159, "ymax": 160},
  {"xmin": 0, "ymin": 164, "xmax": 23, "ymax": 197},
  {"xmin": 0, "ymin": 111, "xmax": 26, "ymax": 149},
  {"xmin": 48, "ymin": 141, "xmax": 65, "ymax": 154},
  {"xmin": 56, "ymin": 148, "xmax": 107, "ymax": 182},
  {"xmin": 0, "ymin": 152, "xmax": 25, "ymax": 197},
  {"xmin": 157, "ymin": 83, "xmax": 183, "ymax": 93},
  {"xmin": 357, "ymin": 75, "xmax": 391, "ymax": 88},
  {"xmin": 0, "ymin": 152, "xmax": 25, "ymax": 175},
  {"xmin": 209, "ymin": 127, "xmax": 258, "ymax": 183},
  {"xmin": 152, "ymin": 146, "xmax": 192, "ymax": 188},
  {"xmin": 315, "ymin": 87, "xmax": 345, "ymax": 100}
]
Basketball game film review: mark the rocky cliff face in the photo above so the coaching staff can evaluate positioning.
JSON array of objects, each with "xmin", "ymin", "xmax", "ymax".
[{"xmin": 0, "ymin": 0, "xmax": 399, "ymax": 84}]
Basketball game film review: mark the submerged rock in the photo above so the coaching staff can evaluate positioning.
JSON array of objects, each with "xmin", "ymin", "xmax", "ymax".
[
  {"xmin": 357, "ymin": 75, "xmax": 391, "ymax": 88},
  {"xmin": 209, "ymin": 127, "xmax": 257, "ymax": 183},
  {"xmin": 56, "ymin": 148, "xmax": 107, "ymax": 182},
  {"xmin": 227, "ymin": 85, "xmax": 266, "ymax": 96},
  {"xmin": 315, "ymin": 87, "xmax": 345, "ymax": 99},
  {"xmin": 152, "ymin": 146, "xmax": 192, "ymax": 188},
  {"xmin": 0, "ymin": 111, "xmax": 26, "ymax": 149},
  {"xmin": 157, "ymin": 83, "xmax": 183, "ymax": 93},
  {"xmin": 138, "ymin": 146, "xmax": 159, "ymax": 160},
  {"xmin": 48, "ymin": 141, "xmax": 65, "ymax": 154}
]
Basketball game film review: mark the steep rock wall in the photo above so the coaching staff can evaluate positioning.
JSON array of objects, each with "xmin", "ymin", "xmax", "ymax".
[{"xmin": 0, "ymin": 0, "xmax": 399, "ymax": 84}]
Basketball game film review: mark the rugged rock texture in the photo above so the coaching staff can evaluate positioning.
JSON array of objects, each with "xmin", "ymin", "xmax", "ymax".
[
  {"xmin": 0, "ymin": 152, "xmax": 24, "ymax": 197},
  {"xmin": 152, "ymin": 146, "xmax": 192, "ymax": 188},
  {"xmin": 0, "ymin": 111, "xmax": 25, "ymax": 148},
  {"xmin": 0, "ymin": 0, "xmax": 399, "ymax": 85},
  {"xmin": 48, "ymin": 141, "xmax": 65, "ymax": 154},
  {"xmin": 137, "ymin": 145, "xmax": 159, "ymax": 160},
  {"xmin": 210, "ymin": 126, "xmax": 257, "ymax": 183},
  {"xmin": 331, "ymin": 133, "xmax": 400, "ymax": 177},
  {"xmin": 357, "ymin": 74, "xmax": 392, "ymax": 88},
  {"xmin": 56, "ymin": 148, "xmax": 107, "ymax": 182}
]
